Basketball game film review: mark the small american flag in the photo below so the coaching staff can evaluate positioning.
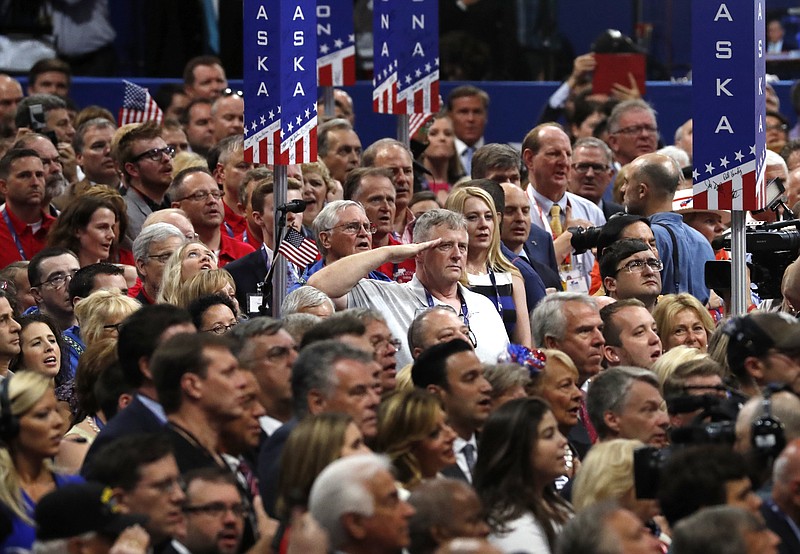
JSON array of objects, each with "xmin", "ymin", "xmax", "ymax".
[
  {"xmin": 118, "ymin": 81, "xmax": 163, "ymax": 126},
  {"xmin": 277, "ymin": 227, "xmax": 319, "ymax": 268}
]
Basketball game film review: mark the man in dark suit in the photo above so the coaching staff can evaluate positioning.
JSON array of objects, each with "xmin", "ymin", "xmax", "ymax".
[
  {"xmin": 224, "ymin": 177, "xmax": 304, "ymax": 316},
  {"xmin": 412, "ymin": 340, "xmax": 491, "ymax": 484},
  {"xmin": 81, "ymin": 305, "xmax": 195, "ymax": 475},
  {"xmin": 762, "ymin": 439, "xmax": 800, "ymax": 554},
  {"xmin": 472, "ymin": 143, "xmax": 561, "ymax": 284},
  {"xmin": 568, "ymin": 137, "xmax": 623, "ymax": 220}
]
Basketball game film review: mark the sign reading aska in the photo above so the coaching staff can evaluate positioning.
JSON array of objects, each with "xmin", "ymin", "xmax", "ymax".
[{"xmin": 692, "ymin": 0, "xmax": 766, "ymax": 211}]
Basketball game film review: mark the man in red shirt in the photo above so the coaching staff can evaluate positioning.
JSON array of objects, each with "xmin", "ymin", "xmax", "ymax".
[
  {"xmin": 0, "ymin": 149, "xmax": 56, "ymax": 268},
  {"xmin": 210, "ymin": 136, "xmax": 252, "ymax": 237},
  {"xmin": 168, "ymin": 167, "xmax": 253, "ymax": 267}
]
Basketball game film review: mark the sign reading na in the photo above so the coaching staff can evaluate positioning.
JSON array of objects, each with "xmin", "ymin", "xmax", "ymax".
[
  {"xmin": 692, "ymin": 0, "xmax": 767, "ymax": 211},
  {"xmin": 243, "ymin": 0, "xmax": 318, "ymax": 165}
]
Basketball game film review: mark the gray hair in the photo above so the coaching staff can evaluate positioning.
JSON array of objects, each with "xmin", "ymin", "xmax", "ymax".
[
  {"xmin": 132, "ymin": 223, "xmax": 186, "ymax": 264},
  {"xmin": 312, "ymin": 200, "xmax": 365, "ymax": 256},
  {"xmin": 318, "ymin": 118, "xmax": 354, "ymax": 158},
  {"xmin": 309, "ymin": 454, "xmax": 392, "ymax": 549},
  {"xmin": 73, "ymin": 117, "xmax": 117, "ymax": 154},
  {"xmin": 215, "ymin": 135, "xmax": 244, "ymax": 167},
  {"xmin": 484, "ymin": 363, "xmax": 530, "ymax": 398},
  {"xmin": 362, "ymin": 137, "xmax": 413, "ymax": 167},
  {"xmin": 346, "ymin": 307, "xmax": 386, "ymax": 325},
  {"xmin": 530, "ymin": 292, "xmax": 598, "ymax": 347},
  {"xmin": 16, "ymin": 94, "xmax": 67, "ymax": 129},
  {"xmin": 229, "ymin": 316, "xmax": 284, "ymax": 368},
  {"xmin": 471, "ymin": 143, "xmax": 520, "ymax": 178},
  {"xmin": 34, "ymin": 534, "xmax": 98, "ymax": 554},
  {"xmin": 282, "ymin": 312, "xmax": 322, "ymax": 343},
  {"xmin": 671, "ymin": 506, "xmax": 763, "ymax": 554},
  {"xmin": 291, "ymin": 340, "xmax": 373, "ymax": 417},
  {"xmin": 556, "ymin": 500, "xmax": 624, "ymax": 554},
  {"xmin": 766, "ymin": 148, "xmax": 789, "ymax": 178},
  {"xmin": 607, "ymin": 99, "xmax": 657, "ymax": 134},
  {"xmin": 656, "ymin": 145, "xmax": 690, "ymax": 169},
  {"xmin": 412, "ymin": 209, "xmax": 466, "ymax": 243},
  {"xmin": 407, "ymin": 305, "xmax": 456, "ymax": 352},
  {"xmin": 573, "ymin": 137, "xmax": 613, "ymax": 166},
  {"xmin": 281, "ymin": 286, "xmax": 335, "ymax": 316},
  {"xmin": 586, "ymin": 366, "xmax": 660, "ymax": 440}
]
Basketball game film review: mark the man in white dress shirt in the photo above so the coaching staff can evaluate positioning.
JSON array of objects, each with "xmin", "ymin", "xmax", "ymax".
[{"xmin": 522, "ymin": 123, "xmax": 605, "ymax": 291}]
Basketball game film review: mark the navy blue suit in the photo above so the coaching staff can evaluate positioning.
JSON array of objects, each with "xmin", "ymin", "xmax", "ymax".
[
  {"xmin": 502, "ymin": 243, "xmax": 547, "ymax": 311},
  {"xmin": 224, "ymin": 248, "xmax": 268, "ymax": 317},
  {"xmin": 81, "ymin": 395, "xmax": 165, "ymax": 476},
  {"xmin": 257, "ymin": 418, "xmax": 297, "ymax": 518}
]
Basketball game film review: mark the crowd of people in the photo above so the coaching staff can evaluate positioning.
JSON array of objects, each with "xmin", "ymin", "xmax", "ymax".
[{"xmin": 0, "ymin": 46, "xmax": 799, "ymax": 554}]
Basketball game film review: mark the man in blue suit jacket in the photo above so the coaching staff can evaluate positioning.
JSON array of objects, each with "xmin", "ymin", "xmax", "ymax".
[{"xmin": 81, "ymin": 305, "xmax": 195, "ymax": 475}]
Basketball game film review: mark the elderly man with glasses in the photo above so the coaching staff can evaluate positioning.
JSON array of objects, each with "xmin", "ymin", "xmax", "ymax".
[
  {"xmin": 307, "ymin": 208, "xmax": 509, "ymax": 369},
  {"xmin": 168, "ymin": 167, "xmax": 254, "ymax": 267}
]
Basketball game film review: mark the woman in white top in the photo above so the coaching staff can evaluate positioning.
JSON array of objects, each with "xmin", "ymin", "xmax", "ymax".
[{"xmin": 474, "ymin": 397, "xmax": 573, "ymax": 553}]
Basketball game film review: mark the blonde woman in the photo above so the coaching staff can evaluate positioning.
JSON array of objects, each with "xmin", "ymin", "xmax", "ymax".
[
  {"xmin": 572, "ymin": 439, "xmax": 670, "ymax": 549},
  {"xmin": 653, "ymin": 293, "xmax": 715, "ymax": 353},
  {"xmin": 175, "ymin": 268, "xmax": 240, "ymax": 316},
  {"xmin": 0, "ymin": 372, "xmax": 83, "ymax": 552},
  {"xmin": 73, "ymin": 289, "xmax": 141, "ymax": 347},
  {"xmin": 445, "ymin": 186, "xmax": 531, "ymax": 347},
  {"xmin": 651, "ymin": 345, "xmax": 708, "ymax": 392},
  {"xmin": 157, "ymin": 241, "xmax": 218, "ymax": 305},
  {"xmin": 376, "ymin": 389, "xmax": 457, "ymax": 491}
]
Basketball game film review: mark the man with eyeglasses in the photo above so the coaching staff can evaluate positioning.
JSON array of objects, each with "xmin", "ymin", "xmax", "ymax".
[
  {"xmin": 362, "ymin": 138, "xmax": 416, "ymax": 242},
  {"xmin": 168, "ymin": 167, "xmax": 254, "ymax": 267},
  {"xmin": 0, "ymin": 149, "xmax": 55, "ymax": 268},
  {"xmin": 211, "ymin": 92, "xmax": 244, "ymax": 144},
  {"xmin": 599, "ymin": 238, "xmax": 662, "ymax": 312},
  {"xmin": 116, "ymin": 121, "xmax": 176, "ymax": 243},
  {"xmin": 606, "ymin": 99, "xmax": 660, "ymax": 168},
  {"xmin": 86, "ymin": 433, "xmax": 188, "ymax": 554},
  {"xmin": 344, "ymin": 167, "xmax": 416, "ymax": 283},
  {"xmin": 307, "ymin": 209, "xmax": 509, "ymax": 369},
  {"xmin": 623, "ymin": 152, "xmax": 714, "ymax": 303},
  {"xmin": 297, "ymin": 200, "xmax": 388, "ymax": 287},
  {"xmin": 568, "ymin": 137, "xmax": 624, "ymax": 220},
  {"xmin": 182, "ymin": 468, "xmax": 247, "ymax": 554}
]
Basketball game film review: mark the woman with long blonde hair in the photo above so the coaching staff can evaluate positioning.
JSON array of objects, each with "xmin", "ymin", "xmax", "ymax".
[
  {"xmin": 446, "ymin": 186, "xmax": 531, "ymax": 346},
  {"xmin": 157, "ymin": 241, "xmax": 218, "ymax": 305},
  {"xmin": 0, "ymin": 372, "xmax": 83, "ymax": 551}
]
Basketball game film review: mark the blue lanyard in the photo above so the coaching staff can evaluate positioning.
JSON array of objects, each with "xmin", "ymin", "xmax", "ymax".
[
  {"xmin": 423, "ymin": 286, "xmax": 469, "ymax": 323},
  {"xmin": 486, "ymin": 265, "xmax": 504, "ymax": 319},
  {"xmin": 2, "ymin": 209, "xmax": 27, "ymax": 261}
]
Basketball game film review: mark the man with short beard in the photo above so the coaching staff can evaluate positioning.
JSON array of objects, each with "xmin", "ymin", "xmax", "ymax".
[
  {"xmin": 182, "ymin": 469, "xmax": 247, "ymax": 554},
  {"xmin": 13, "ymin": 133, "xmax": 67, "ymax": 215}
]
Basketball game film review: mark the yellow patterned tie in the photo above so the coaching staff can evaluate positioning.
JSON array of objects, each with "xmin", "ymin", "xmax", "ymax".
[{"xmin": 549, "ymin": 204, "xmax": 563, "ymax": 237}]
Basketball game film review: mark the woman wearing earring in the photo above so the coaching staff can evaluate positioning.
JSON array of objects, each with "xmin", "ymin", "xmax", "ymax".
[{"xmin": 0, "ymin": 372, "xmax": 83, "ymax": 551}]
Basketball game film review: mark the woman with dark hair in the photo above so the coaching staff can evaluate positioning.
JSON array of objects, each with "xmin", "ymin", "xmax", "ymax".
[
  {"xmin": 474, "ymin": 397, "xmax": 572, "ymax": 553},
  {"xmin": 418, "ymin": 113, "xmax": 466, "ymax": 204},
  {"xmin": 46, "ymin": 195, "xmax": 119, "ymax": 268},
  {"xmin": 10, "ymin": 314, "xmax": 67, "ymax": 386},
  {"xmin": 187, "ymin": 293, "xmax": 238, "ymax": 335}
]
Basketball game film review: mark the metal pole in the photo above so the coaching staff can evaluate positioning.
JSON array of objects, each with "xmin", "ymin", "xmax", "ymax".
[
  {"xmin": 729, "ymin": 210, "xmax": 747, "ymax": 316},
  {"xmin": 397, "ymin": 114, "xmax": 410, "ymax": 148},
  {"xmin": 323, "ymin": 86, "xmax": 334, "ymax": 119},
  {"xmin": 272, "ymin": 165, "xmax": 288, "ymax": 318}
]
